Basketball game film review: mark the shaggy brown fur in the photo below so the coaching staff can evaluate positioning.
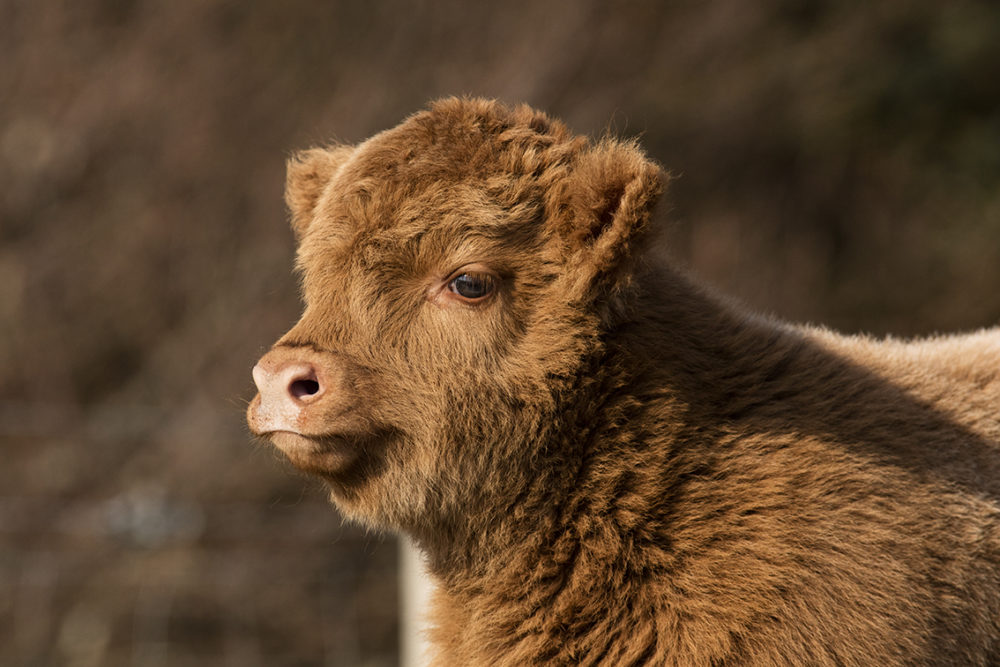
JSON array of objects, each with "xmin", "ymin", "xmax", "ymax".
[{"xmin": 247, "ymin": 98, "xmax": 1000, "ymax": 665}]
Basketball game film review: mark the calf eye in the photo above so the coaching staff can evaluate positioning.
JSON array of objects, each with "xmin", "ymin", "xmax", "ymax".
[{"xmin": 449, "ymin": 272, "xmax": 495, "ymax": 301}]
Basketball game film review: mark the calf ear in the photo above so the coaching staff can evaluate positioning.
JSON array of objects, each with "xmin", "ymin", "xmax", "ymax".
[
  {"xmin": 555, "ymin": 138, "xmax": 666, "ymax": 295},
  {"xmin": 285, "ymin": 145, "xmax": 354, "ymax": 239}
]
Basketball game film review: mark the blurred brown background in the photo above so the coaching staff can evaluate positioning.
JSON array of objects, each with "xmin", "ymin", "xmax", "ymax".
[{"xmin": 2, "ymin": 1, "xmax": 998, "ymax": 665}]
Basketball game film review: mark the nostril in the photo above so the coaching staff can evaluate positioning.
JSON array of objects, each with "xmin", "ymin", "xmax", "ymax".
[{"xmin": 290, "ymin": 378, "xmax": 320, "ymax": 399}]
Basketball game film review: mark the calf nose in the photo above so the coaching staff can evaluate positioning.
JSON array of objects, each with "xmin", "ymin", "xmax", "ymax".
[
  {"xmin": 252, "ymin": 361, "xmax": 323, "ymax": 403},
  {"xmin": 250, "ymin": 359, "xmax": 326, "ymax": 434}
]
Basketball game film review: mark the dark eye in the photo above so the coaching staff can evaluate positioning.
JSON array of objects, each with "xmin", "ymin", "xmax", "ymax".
[{"xmin": 449, "ymin": 272, "xmax": 495, "ymax": 300}]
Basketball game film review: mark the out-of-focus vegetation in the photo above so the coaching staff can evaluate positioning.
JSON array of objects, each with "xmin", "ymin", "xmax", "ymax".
[{"xmin": 1, "ymin": 1, "xmax": 998, "ymax": 665}]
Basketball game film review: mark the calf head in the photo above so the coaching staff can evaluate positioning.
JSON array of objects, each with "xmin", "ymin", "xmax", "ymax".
[{"xmin": 247, "ymin": 98, "xmax": 664, "ymax": 541}]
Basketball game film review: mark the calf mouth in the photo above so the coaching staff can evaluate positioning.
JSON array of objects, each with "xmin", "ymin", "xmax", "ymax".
[
  {"xmin": 267, "ymin": 430, "xmax": 360, "ymax": 471},
  {"xmin": 257, "ymin": 428, "xmax": 394, "ymax": 490}
]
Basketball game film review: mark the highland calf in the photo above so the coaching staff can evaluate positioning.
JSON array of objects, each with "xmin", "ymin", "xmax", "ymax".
[{"xmin": 247, "ymin": 98, "xmax": 1000, "ymax": 665}]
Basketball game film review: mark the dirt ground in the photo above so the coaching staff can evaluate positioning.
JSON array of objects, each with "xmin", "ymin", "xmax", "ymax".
[{"xmin": 2, "ymin": 2, "xmax": 999, "ymax": 665}]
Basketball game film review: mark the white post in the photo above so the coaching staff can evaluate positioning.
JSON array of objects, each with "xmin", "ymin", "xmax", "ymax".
[{"xmin": 400, "ymin": 537, "xmax": 433, "ymax": 667}]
